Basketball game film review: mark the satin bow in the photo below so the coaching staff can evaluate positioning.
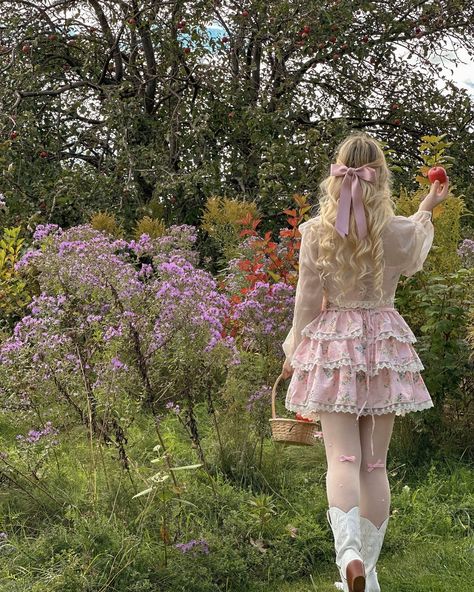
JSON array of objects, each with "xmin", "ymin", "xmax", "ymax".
[
  {"xmin": 330, "ymin": 164, "xmax": 376, "ymax": 240},
  {"xmin": 339, "ymin": 455, "xmax": 356, "ymax": 462},
  {"xmin": 367, "ymin": 459, "xmax": 385, "ymax": 472}
]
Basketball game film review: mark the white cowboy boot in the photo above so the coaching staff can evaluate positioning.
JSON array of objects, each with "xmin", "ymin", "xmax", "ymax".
[
  {"xmin": 327, "ymin": 506, "xmax": 366, "ymax": 592},
  {"xmin": 334, "ymin": 515, "xmax": 389, "ymax": 592},
  {"xmin": 359, "ymin": 516, "xmax": 389, "ymax": 592}
]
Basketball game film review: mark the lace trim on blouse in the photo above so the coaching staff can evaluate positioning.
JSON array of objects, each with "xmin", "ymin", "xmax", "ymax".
[{"xmin": 326, "ymin": 298, "xmax": 395, "ymax": 309}]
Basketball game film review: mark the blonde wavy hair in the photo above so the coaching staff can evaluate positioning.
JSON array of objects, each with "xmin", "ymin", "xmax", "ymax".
[{"xmin": 311, "ymin": 132, "xmax": 397, "ymax": 304}]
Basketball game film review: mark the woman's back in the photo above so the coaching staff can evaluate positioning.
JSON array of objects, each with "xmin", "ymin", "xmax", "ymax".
[{"xmin": 306, "ymin": 210, "xmax": 434, "ymax": 309}]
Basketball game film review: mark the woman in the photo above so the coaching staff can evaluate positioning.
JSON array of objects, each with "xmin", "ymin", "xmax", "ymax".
[{"xmin": 281, "ymin": 132, "xmax": 449, "ymax": 592}]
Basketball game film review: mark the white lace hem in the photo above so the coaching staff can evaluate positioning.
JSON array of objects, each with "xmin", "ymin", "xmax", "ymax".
[
  {"xmin": 285, "ymin": 399, "xmax": 434, "ymax": 417},
  {"xmin": 326, "ymin": 299, "xmax": 395, "ymax": 309},
  {"xmin": 290, "ymin": 358, "xmax": 425, "ymax": 374},
  {"xmin": 302, "ymin": 328, "xmax": 417, "ymax": 343}
]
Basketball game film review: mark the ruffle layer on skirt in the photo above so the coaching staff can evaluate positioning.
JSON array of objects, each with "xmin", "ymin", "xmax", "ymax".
[{"xmin": 285, "ymin": 307, "xmax": 434, "ymax": 419}]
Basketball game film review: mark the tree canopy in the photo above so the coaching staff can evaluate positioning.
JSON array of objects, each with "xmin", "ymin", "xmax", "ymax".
[{"xmin": 1, "ymin": 0, "xmax": 473, "ymax": 228}]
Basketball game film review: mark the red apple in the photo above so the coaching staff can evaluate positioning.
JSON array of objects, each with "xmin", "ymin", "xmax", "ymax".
[
  {"xmin": 332, "ymin": 52, "xmax": 341, "ymax": 60},
  {"xmin": 300, "ymin": 32, "xmax": 309, "ymax": 38},
  {"xmin": 10, "ymin": 131, "xmax": 18, "ymax": 140},
  {"xmin": 341, "ymin": 43, "xmax": 349, "ymax": 51},
  {"xmin": 39, "ymin": 150, "xmax": 48, "ymax": 158},
  {"xmin": 127, "ymin": 17, "xmax": 137, "ymax": 25},
  {"xmin": 362, "ymin": 35, "xmax": 369, "ymax": 43},
  {"xmin": 295, "ymin": 413, "xmax": 314, "ymax": 422},
  {"xmin": 183, "ymin": 47, "xmax": 191, "ymax": 54},
  {"xmin": 177, "ymin": 20, "xmax": 186, "ymax": 29},
  {"xmin": 303, "ymin": 25, "xmax": 311, "ymax": 34},
  {"xmin": 427, "ymin": 166, "xmax": 447, "ymax": 184},
  {"xmin": 329, "ymin": 35, "xmax": 337, "ymax": 43},
  {"xmin": 21, "ymin": 44, "xmax": 31, "ymax": 54},
  {"xmin": 391, "ymin": 103, "xmax": 399, "ymax": 110},
  {"xmin": 241, "ymin": 9, "xmax": 249, "ymax": 17},
  {"xmin": 48, "ymin": 34, "xmax": 57, "ymax": 42},
  {"xmin": 393, "ymin": 118, "xmax": 401, "ymax": 125},
  {"xmin": 221, "ymin": 36, "xmax": 229, "ymax": 43}
]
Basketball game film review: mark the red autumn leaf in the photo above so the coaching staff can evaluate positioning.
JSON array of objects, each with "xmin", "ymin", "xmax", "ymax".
[
  {"xmin": 238, "ymin": 212, "xmax": 254, "ymax": 226},
  {"xmin": 239, "ymin": 228, "xmax": 257, "ymax": 237},
  {"xmin": 237, "ymin": 260, "xmax": 252, "ymax": 271}
]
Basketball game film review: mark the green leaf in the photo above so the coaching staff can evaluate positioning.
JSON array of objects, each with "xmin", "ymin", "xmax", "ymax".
[
  {"xmin": 132, "ymin": 487, "xmax": 155, "ymax": 499},
  {"xmin": 169, "ymin": 463, "xmax": 203, "ymax": 471}
]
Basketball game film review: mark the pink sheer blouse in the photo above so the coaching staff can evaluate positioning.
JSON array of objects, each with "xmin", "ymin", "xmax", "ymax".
[{"xmin": 282, "ymin": 210, "xmax": 434, "ymax": 363}]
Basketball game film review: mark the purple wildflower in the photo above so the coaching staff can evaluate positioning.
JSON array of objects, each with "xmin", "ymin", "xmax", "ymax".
[
  {"xmin": 16, "ymin": 421, "xmax": 59, "ymax": 445},
  {"xmin": 246, "ymin": 385, "xmax": 272, "ymax": 412},
  {"xmin": 111, "ymin": 357, "xmax": 128, "ymax": 372},
  {"xmin": 165, "ymin": 401, "xmax": 181, "ymax": 414},
  {"xmin": 174, "ymin": 538, "xmax": 209, "ymax": 555}
]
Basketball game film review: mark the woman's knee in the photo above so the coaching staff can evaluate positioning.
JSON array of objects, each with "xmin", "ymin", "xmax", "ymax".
[{"xmin": 359, "ymin": 454, "xmax": 387, "ymax": 476}]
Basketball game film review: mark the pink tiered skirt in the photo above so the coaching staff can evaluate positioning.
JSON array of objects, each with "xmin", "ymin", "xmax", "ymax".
[{"xmin": 285, "ymin": 305, "xmax": 434, "ymax": 421}]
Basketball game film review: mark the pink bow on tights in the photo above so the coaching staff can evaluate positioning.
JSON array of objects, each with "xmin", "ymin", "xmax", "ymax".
[
  {"xmin": 339, "ymin": 455, "xmax": 356, "ymax": 462},
  {"xmin": 367, "ymin": 459, "xmax": 385, "ymax": 472},
  {"xmin": 330, "ymin": 164, "xmax": 376, "ymax": 240}
]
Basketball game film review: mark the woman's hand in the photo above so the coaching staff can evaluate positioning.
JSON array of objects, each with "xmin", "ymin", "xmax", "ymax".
[
  {"xmin": 282, "ymin": 359, "xmax": 294, "ymax": 379},
  {"xmin": 425, "ymin": 177, "xmax": 450, "ymax": 208}
]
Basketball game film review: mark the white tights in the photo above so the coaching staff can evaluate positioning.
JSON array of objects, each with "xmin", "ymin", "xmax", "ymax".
[{"xmin": 319, "ymin": 411, "xmax": 396, "ymax": 529}]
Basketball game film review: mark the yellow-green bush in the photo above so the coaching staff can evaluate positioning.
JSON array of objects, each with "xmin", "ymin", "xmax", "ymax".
[
  {"xmin": 395, "ymin": 187, "xmax": 465, "ymax": 275},
  {"xmin": 0, "ymin": 226, "xmax": 31, "ymax": 325},
  {"xmin": 201, "ymin": 196, "xmax": 260, "ymax": 262},
  {"xmin": 134, "ymin": 216, "xmax": 166, "ymax": 239},
  {"xmin": 90, "ymin": 211, "xmax": 124, "ymax": 238}
]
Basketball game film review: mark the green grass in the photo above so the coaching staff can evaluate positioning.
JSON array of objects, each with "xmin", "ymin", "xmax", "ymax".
[
  {"xmin": 261, "ymin": 539, "xmax": 472, "ymax": 592},
  {"xmin": 0, "ymin": 409, "xmax": 472, "ymax": 592}
]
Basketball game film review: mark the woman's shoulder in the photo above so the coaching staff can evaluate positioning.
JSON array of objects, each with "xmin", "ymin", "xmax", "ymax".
[
  {"xmin": 299, "ymin": 215, "xmax": 321, "ymax": 233},
  {"xmin": 382, "ymin": 214, "xmax": 418, "ymax": 235}
]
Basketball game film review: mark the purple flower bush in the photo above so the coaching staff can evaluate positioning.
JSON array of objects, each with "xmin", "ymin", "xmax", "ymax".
[
  {"xmin": 230, "ymin": 281, "xmax": 294, "ymax": 357},
  {"xmin": 0, "ymin": 223, "xmax": 239, "ymax": 435}
]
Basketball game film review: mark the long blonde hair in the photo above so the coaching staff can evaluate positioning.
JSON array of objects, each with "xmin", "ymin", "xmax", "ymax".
[{"xmin": 312, "ymin": 132, "xmax": 397, "ymax": 303}]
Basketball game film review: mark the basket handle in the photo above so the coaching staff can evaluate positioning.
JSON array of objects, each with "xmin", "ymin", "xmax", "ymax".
[{"xmin": 271, "ymin": 372, "xmax": 285, "ymax": 420}]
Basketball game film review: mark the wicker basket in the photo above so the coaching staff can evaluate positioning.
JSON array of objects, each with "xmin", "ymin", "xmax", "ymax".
[{"xmin": 269, "ymin": 372, "xmax": 323, "ymax": 446}]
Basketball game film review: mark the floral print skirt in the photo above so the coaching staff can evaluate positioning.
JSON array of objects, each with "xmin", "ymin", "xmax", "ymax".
[{"xmin": 285, "ymin": 305, "xmax": 434, "ymax": 419}]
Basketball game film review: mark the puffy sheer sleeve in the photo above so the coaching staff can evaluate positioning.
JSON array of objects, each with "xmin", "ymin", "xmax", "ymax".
[
  {"xmin": 282, "ymin": 218, "xmax": 325, "ymax": 363},
  {"xmin": 400, "ymin": 210, "xmax": 434, "ymax": 277}
]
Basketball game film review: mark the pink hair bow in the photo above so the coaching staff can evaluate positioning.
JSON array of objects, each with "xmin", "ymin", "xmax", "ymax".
[
  {"xmin": 330, "ymin": 164, "xmax": 376, "ymax": 240},
  {"xmin": 367, "ymin": 459, "xmax": 385, "ymax": 472},
  {"xmin": 339, "ymin": 455, "xmax": 356, "ymax": 462}
]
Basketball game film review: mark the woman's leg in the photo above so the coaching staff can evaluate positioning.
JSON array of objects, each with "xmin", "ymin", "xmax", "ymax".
[
  {"xmin": 319, "ymin": 411, "xmax": 362, "ymax": 510},
  {"xmin": 358, "ymin": 413, "xmax": 396, "ymax": 528}
]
